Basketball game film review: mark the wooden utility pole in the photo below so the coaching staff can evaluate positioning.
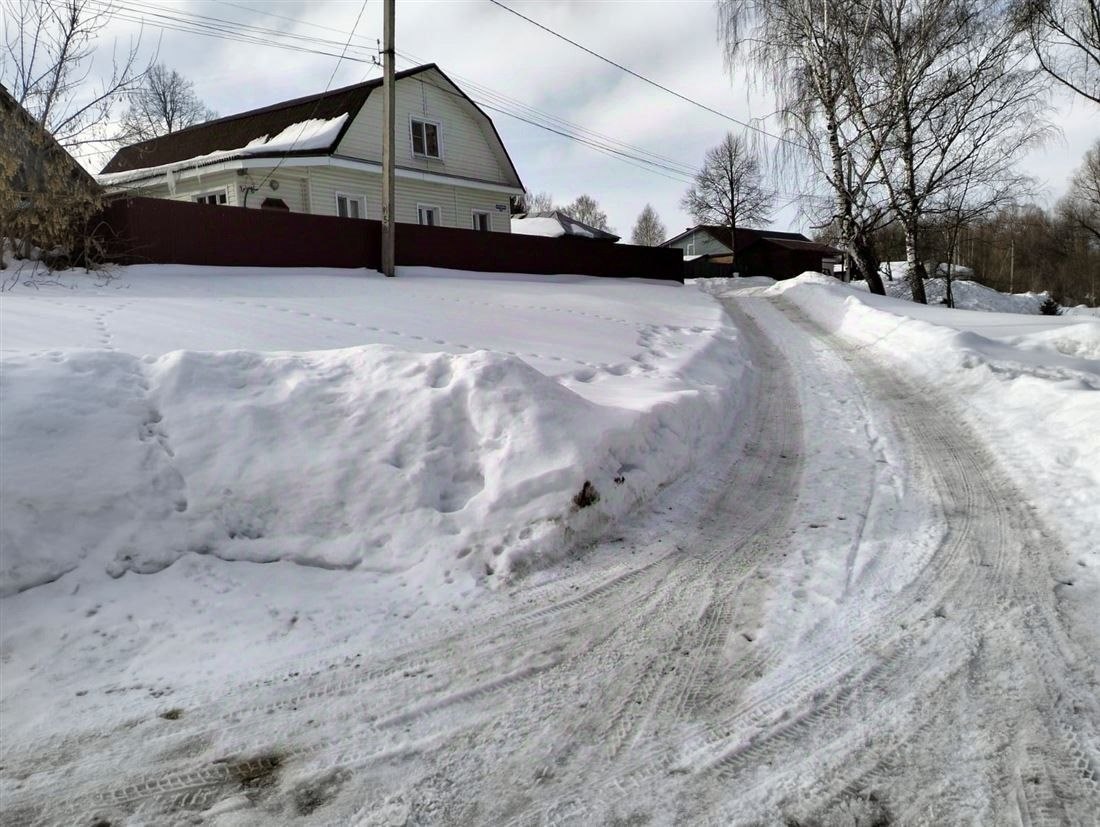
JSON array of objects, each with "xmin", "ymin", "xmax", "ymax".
[{"xmin": 380, "ymin": 0, "xmax": 396, "ymax": 277}]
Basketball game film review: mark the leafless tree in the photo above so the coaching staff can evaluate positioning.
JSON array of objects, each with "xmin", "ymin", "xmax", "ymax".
[
  {"xmin": 560, "ymin": 194, "xmax": 612, "ymax": 232},
  {"xmin": 2, "ymin": 0, "xmax": 151, "ymax": 148},
  {"xmin": 1014, "ymin": 0, "xmax": 1100, "ymax": 104},
  {"xmin": 511, "ymin": 190, "xmax": 555, "ymax": 215},
  {"xmin": 115, "ymin": 64, "xmax": 216, "ymax": 145},
  {"xmin": 631, "ymin": 204, "xmax": 666, "ymax": 246},
  {"xmin": 682, "ymin": 132, "xmax": 774, "ymax": 267},
  {"xmin": 1059, "ymin": 138, "xmax": 1100, "ymax": 241},
  {"xmin": 717, "ymin": 0, "xmax": 889, "ymax": 294},
  {"xmin": 851, "ymin": 0, "xmax": 1052, "ymax": 303}
]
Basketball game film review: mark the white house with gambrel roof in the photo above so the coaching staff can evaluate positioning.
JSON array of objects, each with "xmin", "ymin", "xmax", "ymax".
[{"xmin": 97, "ymin": 64, "xmax": 524, "ymax": 232}]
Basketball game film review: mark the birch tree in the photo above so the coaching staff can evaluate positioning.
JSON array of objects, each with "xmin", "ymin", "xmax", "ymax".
[
  {"xmin": 855, "ymin": 0, "xmax": 1051, "ymax": 303},
  {"xmin": 716, "ymin": 0, "xmax": 889, "ymax": 293},
  {"xmin": 1015, "ymin": 0, "xmax": 1100, "ymax": 104}
]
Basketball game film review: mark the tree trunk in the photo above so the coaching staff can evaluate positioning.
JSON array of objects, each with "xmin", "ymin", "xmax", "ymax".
[
  {"xmin": 850, "ymin": 233, "xmax": 885, "ymax": 294},
  {"xmin": 903, "ymin": 222, "xmax": 928, "ymax": 304}
]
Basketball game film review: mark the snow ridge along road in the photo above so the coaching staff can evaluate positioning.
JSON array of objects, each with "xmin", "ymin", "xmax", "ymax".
[{"xmin": 3, "ymin": 294, "xmax": 1098, "ymax": 825}]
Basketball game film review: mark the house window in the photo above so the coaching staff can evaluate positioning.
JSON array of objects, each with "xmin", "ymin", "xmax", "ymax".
[
  {"xmin": 472, "ymin": 210, "xmax": 490, "ymax": 231},
  {"xmin": 417, "ymin": 204, "xmax": 441, "ymax": 226},
  {"xmin": 335, "ymin": 193, "xmax": 365, "ymax": 219},
  {"xmin": 410, "ymin": 119, "xmax": 441, "ymax": 159},
  {"xmin": 195, "ymin": 190, "xmax": 227, "ymax": 205}
]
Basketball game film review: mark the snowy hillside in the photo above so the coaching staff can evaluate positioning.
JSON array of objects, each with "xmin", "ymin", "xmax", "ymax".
[
  {"xmin": 0, "ymin": 265, "xmax": 745, "ymax": 598},
  {"xmin": 869, "ymin": 273, "xmax": 1052, "ymax": 313}
]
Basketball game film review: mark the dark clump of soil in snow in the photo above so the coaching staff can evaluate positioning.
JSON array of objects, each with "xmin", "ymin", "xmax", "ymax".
[
  {"xmin": 158, "ymin": 708, "xmax": 183, "ymax": 720},
  {"xmin": 573, "ymin": 480, "xmax": 601, "ymax": 509}
]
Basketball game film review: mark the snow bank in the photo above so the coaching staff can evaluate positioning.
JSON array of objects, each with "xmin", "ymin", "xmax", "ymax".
[
  {"xmin": 511, "ymin": 217, "xmax": 569, "ymax": 238},
  {"xmin": 0, "ymin": 267, "xmax": 744, "ymax": 596},
  {"xmin": 866, "ymin": 274, "xmax": 1051, "ymax": 314},
  {"xmin": 767, "ymin": 273, "xmax": 1100, "ymax": 570}
]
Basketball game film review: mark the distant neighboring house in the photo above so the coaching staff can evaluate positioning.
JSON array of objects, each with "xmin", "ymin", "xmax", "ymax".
[
  {"xmin": 662, "ymin": 225, "xmax": 841, "ymax": 280},
  {"xmin": 97, "ymin": 64, "xmax": 524, "ymax": 232},
  {"xmin": 511, "ymin": 211, "xmax": 620, "ymax": 242}
]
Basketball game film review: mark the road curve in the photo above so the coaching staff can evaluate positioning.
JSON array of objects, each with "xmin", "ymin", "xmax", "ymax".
[{"xmin": 2, "ymin": 295, "xmax": 1097, "ymax": 825}]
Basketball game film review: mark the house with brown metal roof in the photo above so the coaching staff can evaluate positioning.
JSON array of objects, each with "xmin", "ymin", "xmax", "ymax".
[
  {"xmin": 97, "ymin": 64, "xmax": 524, "ymax": 232},
  {"xmin": 661, "ymin": 225, "xmax": 842, "ymax": 280},
  {"xmin": 510, "ymin": 211, "xmax": 620, "ymax": 243}
]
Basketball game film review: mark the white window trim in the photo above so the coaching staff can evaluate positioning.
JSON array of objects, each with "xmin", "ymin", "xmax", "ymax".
[
  {"xmin": 471, "ymin": 209, "xmax": 491, "ymax": 231},
  {"xmin": 335, "ymin": 191, "xmax": 366, "ymax": 219},
  {"xmin": 416, "ymin": 203, "xmax": 442, "ymax": 227},
  {"xmin": 194, "ymin": 188, "xmax": 229, "ymax": 205},
  {"xmin": 409, "ymin": 116, "xmax": 444, "ymax": 161}
]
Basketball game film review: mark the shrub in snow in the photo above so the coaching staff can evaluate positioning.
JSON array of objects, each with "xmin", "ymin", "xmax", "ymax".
[{"xmin": 1040, "ymin": 297, "xmax": 1061, "ymax": 315}]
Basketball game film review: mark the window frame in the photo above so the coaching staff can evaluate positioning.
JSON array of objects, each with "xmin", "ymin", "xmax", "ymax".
[
  {"xmin": 409, "ymin": 116, "xmax": 444, "ymax": 160},
  {"xmin": 194, "ymin": 188, "xmax": 228, "ymax": 206},
  {"xmin": 471, "ymin": 210, "xmax": 491, "ymax": 232},
  {"xmin": 335, "ymin": 191, "xmax": 366, "ymax": 220},
  {"xmin": 417, "ymin": 203, "xmax": 442, "ymax": 227}
]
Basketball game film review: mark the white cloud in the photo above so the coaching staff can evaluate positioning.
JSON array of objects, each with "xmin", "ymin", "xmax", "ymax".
[{"xmin": 26, "ymin": 0, "xmax": 1094, "ymax": 237}]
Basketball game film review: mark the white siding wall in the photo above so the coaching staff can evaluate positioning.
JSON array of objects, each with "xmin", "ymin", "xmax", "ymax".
[
  {"xmin": 336, "ymin": 69, "xmax": 517, "ymax": 187},
  {"xmin": 129, "ymin": 170, "xmax": 312, "ymax": 212},
  {"xmin": 186, "ymin": 171, "xmax": 239, "ymax": 206},
  {"xmin": 302, "ymin": 166, "xmax": 511, "ymax": 231}
]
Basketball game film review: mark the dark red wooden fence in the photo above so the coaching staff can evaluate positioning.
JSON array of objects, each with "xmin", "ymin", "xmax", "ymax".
[{"xmin": 95, "ymin": 198, "xmax": 683, "ymax": 282}]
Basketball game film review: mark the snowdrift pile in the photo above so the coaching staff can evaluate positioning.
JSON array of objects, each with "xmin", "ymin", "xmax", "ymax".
[{"xmin": 0, "ymin": 266, "xmax": 744, "ymax": 597}]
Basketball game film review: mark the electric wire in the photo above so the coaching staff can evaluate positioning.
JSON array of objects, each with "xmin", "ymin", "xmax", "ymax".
[
  {"xmin": 250, "ymin": 0, "xmax": 370, "ymax": 195},
  {"xmin": 485, "ymin": 0, "xmax": 810, "ymax": 151},
  {"xmin": 91, "ymin": 0, "xmax": 829, "ymax": 203}
]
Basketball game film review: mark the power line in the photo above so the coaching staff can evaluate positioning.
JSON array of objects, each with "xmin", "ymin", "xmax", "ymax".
[
  {"xmin": 485, "ymin": 0, "xmax": 809, "ymax": 151},
  {"xmin": 251, "ymin": 0, "xmax": 371, "ymax": 195},
  {"xmin": 216, "ymin": 0, "xmax": 695, "ymax": 178},
  {"xmin": 95, "ymin": 0, "xmax": 701, "ymax": 184},
  {"xmin": 91, "ymin": 0, "xmax": 828, "ymax": 202}
]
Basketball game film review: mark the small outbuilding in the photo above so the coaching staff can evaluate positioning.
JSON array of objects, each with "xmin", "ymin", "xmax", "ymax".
[
  {"xmin": 662, "ymin": 225, "xmax": 842, "ymax": 280},
  {"xmin": 511, "ymin": 210, "xmax": 620, "ymax": 243}
]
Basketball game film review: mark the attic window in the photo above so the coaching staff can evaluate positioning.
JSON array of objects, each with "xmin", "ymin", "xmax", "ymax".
[
  {"xmin": 410, "ymin": 119, "xmax": 441, "ymax": 158},
  {"xmin": 261, "ymin": 197, "xmax": 289, "ymax": 211}
]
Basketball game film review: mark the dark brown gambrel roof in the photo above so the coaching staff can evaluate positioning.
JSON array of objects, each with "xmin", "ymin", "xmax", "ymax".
[
  {"xmin": 100, "ymin": 64, "xmax": 523, "ymax": 190},
  {"xmin": 697, "ymin": 225, "xmax": 811, "ymax": 250},
  {"xmin": 662, "ymin": 224, "xmax": 840, "ymax": 256},
  {"xmin": 763, "ymin": 237, "xmax": 841, "ymax": 254}
]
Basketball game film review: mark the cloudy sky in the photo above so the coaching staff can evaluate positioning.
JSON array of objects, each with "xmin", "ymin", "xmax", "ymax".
[{"xmin": 31, "ymin": 0, "xmax": 1100, "ymax": 238}]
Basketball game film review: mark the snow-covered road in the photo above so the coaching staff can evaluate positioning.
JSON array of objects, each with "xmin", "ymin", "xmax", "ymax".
[{"xmin": 3, "ymin": 294, "xmax": 1098, "ymax": 825}]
